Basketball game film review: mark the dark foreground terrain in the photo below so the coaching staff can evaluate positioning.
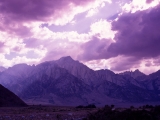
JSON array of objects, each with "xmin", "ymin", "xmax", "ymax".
[
  {"xmin": 1, "ymin": 105, "xmax": 160, "ymax": 120},
  {"xmin": 0, "ymin": 105, "xmax": 97, "ymax": 120},
  {"xmin": 85, "ymin": 105, "xmax": 160, "ymax": 120}
]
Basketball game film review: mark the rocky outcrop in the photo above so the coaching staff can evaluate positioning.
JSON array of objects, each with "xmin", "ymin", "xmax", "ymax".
[{"xmin": 0, "ymin": 84, "xmax": 27, "ymax": 107}]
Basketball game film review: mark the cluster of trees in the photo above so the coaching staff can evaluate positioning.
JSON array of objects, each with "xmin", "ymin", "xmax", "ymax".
[{"xmin": 83, "ymin": 105, "xmax": 160, "ymax": 120}]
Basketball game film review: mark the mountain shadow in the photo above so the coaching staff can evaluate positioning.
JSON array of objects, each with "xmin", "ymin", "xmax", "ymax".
[{"xmin": 0, "ymin": 84, "xmax": 27, "ymax": 107}]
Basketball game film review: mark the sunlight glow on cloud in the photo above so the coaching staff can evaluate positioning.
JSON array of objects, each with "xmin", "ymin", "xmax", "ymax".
[
  {"xmin": 138, "ymin": 58, "xmax": 160, "ymax": 74},
  {"xmin": 122, "ymin": 0, "xmax": 160, "ymax": 13},
  {"xmin": 83, "ymin": 54, "xmax": 160, "ymax": 75},
  {"xmin": 86, "ymin": 8, "xmax": 98, "ymax": 17},
  {"xmin": 84, "ymin": 59, "xmax": 111, "ymax": 70},
  {"xmin": 53, "ymin": 0, "xmax": 111, "ymax": 25},
  {"xmin": 90, "ymin": 19, "xmax": 116, "ymax": 40},
  {"xmin": 0, "ymin": 54, "xmax": 11, "ymax": 67},
  {"xmin": 51, "ymin": 31, "xmax": 90, "ymax": 42},
  {"xmin": 0, "ymin": 31, "xmax": 24, "ymax": 54}
]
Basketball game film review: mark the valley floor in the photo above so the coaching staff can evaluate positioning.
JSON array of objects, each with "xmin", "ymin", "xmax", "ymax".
[
  {"xmin": 1, "ymin": 104, "xmax": 160, "ymax": 120},
  {"xmin": 0, "ymin": 105, "xmax": 97, "ymax": 120}
]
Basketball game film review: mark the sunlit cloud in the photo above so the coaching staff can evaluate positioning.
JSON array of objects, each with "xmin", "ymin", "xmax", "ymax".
[
  {"xmin": 122, "ymin": 0, "xmax": 160, "ymax": 13},
  {"xmin": 90, "ymin": 19, "xmax": 116, "ymax": 40},
  {"xmin": 84, "ymin": 59, "xmax": 111, "ymax": 70},
  {"xmin": 86, "ymin": 8, "xmax": 98, "ymax": 17}
]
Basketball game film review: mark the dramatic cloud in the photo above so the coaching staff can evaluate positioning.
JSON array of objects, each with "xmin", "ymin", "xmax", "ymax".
[
  {"xmin": 0, "ymin": 0, "xmax": 108, "ymax": 37},
  {"xmin": 84, "ymin": 55, "xmax": 140, "ymax": 71},
  {"xmin": 40, "ymin": 39, "xmax": 82, "ymax": 62},
  {"xmin": 109, "ymin": 5, "xmax": 160, "ymax": 59},
  {"xmin": 0, "ymin": 0, "xmax": 110, "ymax": 66},
  {"xmin": 122, "ymin": 0, "xmax": 160, "ymax": 13},
  {"xmin": 108, "ymin": 56, "xmax": 141, "ymax": 71},
  {"xmin": 78, "ymin": 37, "xmax": 117, "ymax": 61},
  {"xmin": 78, "ymin": 19, "xmax": 117, "ymax": 61},
  {"xmin": 0, "ymin": 0, "xmax": 93, "ymax": 22},
  {"xmin": 79, "ymin": 3, "xmax": 160, "ymax": 74},
  {"xmin": 90, "ymin": 19, "xmax": 116, "ymax": 39},
  {"xmin": 0, "ymin": 0, "xmax": 160, "ymax": 74}
]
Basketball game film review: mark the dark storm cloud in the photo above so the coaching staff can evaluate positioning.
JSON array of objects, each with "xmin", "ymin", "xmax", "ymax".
[
  {"xmin": 109, "ymin": 56, "xmax": 141, "ymax": 71},
  {"xmin": 78, "ymin": 37, "xmax": 117, "ymax": 61},
  {"xmin": 0, "ymin": 0, "xmax": 93, "ymax": 22},
  {"xmin": 108, "ymin": 5, "xmax": 160, "ymax": 60},
  {"xmin": 78, "ymin": 4, "xmax": 160, "ymax": 72},
  {"xmin": 79, "ymin": 4, "xmax": 160, "ymax": 62},
  {"xmin": 0, "ymin": 0, "xmax": 94, "ymax": 36}
]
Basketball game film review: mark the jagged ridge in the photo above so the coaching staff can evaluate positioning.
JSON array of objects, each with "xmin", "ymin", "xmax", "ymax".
[{"xmin": 0, "ymin": 56, "xmax": 160, "ymax": 106}]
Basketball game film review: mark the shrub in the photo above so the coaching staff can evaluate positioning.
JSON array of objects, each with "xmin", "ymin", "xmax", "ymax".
[
  {"xmin": 85, "ymin": 104, "xmax": 96, "ymax": 108},
  {"xmin": 76, "ymin": 105, "xmax": 84, "ymax": 108}
]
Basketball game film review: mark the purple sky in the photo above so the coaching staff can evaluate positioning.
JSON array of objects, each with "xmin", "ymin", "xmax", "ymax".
[{"xmin": 0, "ymin": 0, "xmax": 160, "ymax": 74}]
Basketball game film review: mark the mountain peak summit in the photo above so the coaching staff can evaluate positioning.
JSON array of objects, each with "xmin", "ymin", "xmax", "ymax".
[
  {"xmin": 59, "ymin": 56, "xmax": 74, "ymax": 61},
  {"xmin": 134, "ymin": 69, "xmax": 145, "ymax": 75},
  {"xmin": 120, "ymin": 69, "xmax": 146, "ymax": 79},
  {"xmin": 134, "ymin": 69, "xmax": 140, "ymax": 72}
]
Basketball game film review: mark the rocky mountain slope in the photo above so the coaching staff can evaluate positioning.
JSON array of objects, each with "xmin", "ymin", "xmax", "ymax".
[
  {"xmin": 119, "ymin": 69, "xmax": 146, "ymax": 79},
  {"xmin": 0, "ymin": 84, "xmax": 27, "ymax": 107},
  {"xmin": 0, "ymin": 56, "xmax": 160, "ymax": 106}
]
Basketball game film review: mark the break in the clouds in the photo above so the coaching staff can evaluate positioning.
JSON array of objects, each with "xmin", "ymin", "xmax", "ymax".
[{"xmin": 0, "ymin": 0, "xmax": 160, "ymax": 74}]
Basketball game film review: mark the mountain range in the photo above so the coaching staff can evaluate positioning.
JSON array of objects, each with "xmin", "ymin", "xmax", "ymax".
[{"xmin": 0, "ymin": 56, "xmax": 160, "ymax": 106}]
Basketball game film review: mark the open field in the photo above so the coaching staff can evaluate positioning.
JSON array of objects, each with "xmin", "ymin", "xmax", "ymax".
[
  {"xmin": 0, "ymin": 105, "xmax": 98, "ymax": 120},
  {"xmin": 1, "ymin": 104, "xmax": 160, "ymax": 120}
]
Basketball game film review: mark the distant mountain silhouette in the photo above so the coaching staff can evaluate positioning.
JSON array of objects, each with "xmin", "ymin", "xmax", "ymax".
[
  {"xmin": 0, "ymin": 84, "xmax": 27, "ymax": 107},
  {"xmin": 0, "ymin": 56, "xmax": 160, "ymax": 106}
]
